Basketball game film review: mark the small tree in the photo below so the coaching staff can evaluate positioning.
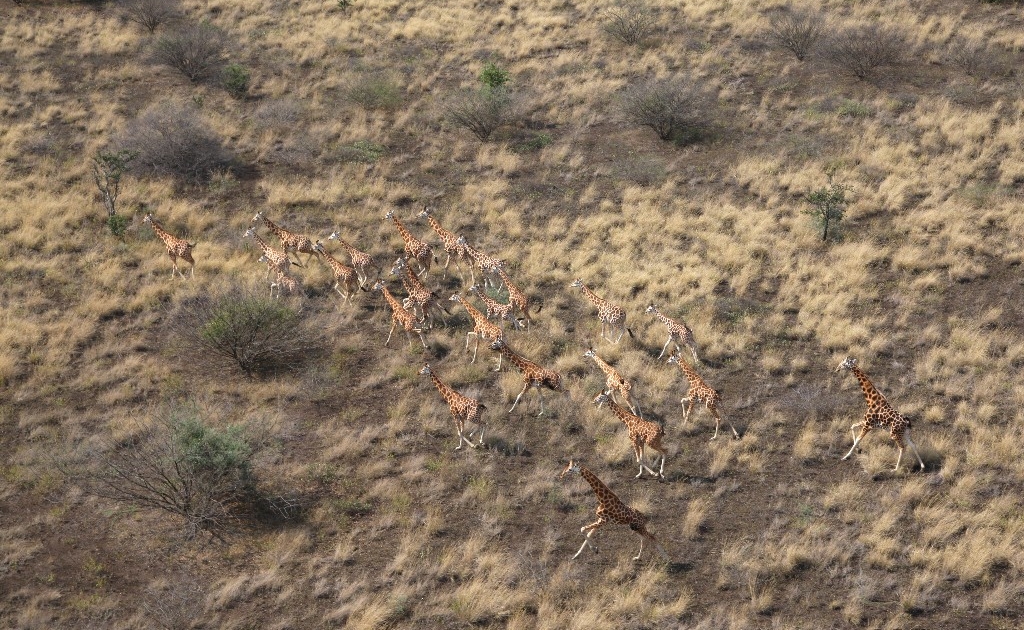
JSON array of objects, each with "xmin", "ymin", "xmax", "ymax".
[
  {"xmin": 764, "ymin": 6, "xmax": 824, "ymax": 61},
  {"xmin": 603, "ymin": 2, "xmax": 656, "ymax": 47},
  {"xmin": 804, "ymin": 167, "xmax": 851, "ymax": 241},
  {"xmin": 445, "ymin": 87, "xmax": 514, "ymax": 141},
  {"xmin": 820, "ymin": 24, "xmax": 908, "ymax": 80},
  {"xmin": 117, "ymin": 102, "xmax": 232, "ymax": 184},
  {"xmin": 479, "ymin": 62, "xmax": 510, "ymax": 90},
  {"xmin": 122, "ymin": 0, "xmax": 180, "ymax": 34},
  {"xmin": 92, "ymin": 149, "xmax": 137, "ymax": 217},
  {"xmin": 153, "ymin": 22, "xmax": 227, "ymax": 83},
  {"xmin": 222, "ymin": 63, "xmax": 251, "ymax": 98},
  {"xmin": 620, "ymin": 77, "xmax": 714, "ymax": 144}
]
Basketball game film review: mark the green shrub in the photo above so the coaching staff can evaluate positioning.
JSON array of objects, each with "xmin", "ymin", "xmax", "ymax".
[
  {"xmin": 337, "ymin": 140, "xmax": 387, "ymax": 163},
  {"xmin": 107, "ymin": 213, "xmax": 130, "ymax": 239},
  {"xmin": 513, "ymin": 132, "xmax": 552, "ymax": 153},
  {"xmin": 222, "ymin": 63, "xmax": 251, "ymax": 98},
  {"xmin": 347, "ymin": 75, "xmax": 403, "ymax": 111},
  {"xmin": 479, "ymin": 62, "xmax": 510, "ymax": 90},
  {"xmin": 804, "ymin": 167, "xmax": 851, "ymax": 241}
]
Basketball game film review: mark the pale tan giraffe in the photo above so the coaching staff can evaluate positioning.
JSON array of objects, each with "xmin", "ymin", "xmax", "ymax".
[
  {"xmin": 390, "ymin": 256, "xmax": 448, "ymax": 328},
  {"xmin": 373, "ymin": 280, "xmax": 427, "ymax": 349},
  {"xmin": 313, "ymin": 241, "xmax": 360, "ymax": 305},
  {"xmin": 456, "ymin": 235, "xmax": 504, "ymax": 289},
  {"xmin": 489, "ymin": 338, "xmax": 563, "ymax": 416},
  {"xmin": 143, "ymin": 213, "xmax": 195, "ymax": 279},
  {"xmin": 384, "ymin": 209, "xmax": 433, "ymax": 276},
  {"xmin": 243, "ymin": 226, "xmax": 293, "ymax": 279},
  {"xmin": 259, "ymin": 254, "xmax": 301, "ymax": 298},
  {"xmin": 494, "ymin": 266, "xmax": 535, "ymax": 330},
  {"xmin": 560, "ymin": 460, "xmax": 669, "ymax": 561},
  {"xmin": 570, "ymin": 278, "xmax": 632, "ymax": 343},
  {"xmin": 835, "ymin": 357, "xmax": 924, "ymax": 472},
  {"xmin": 667, "ymin": 353, "xmax": 739, "ymax": 440},
  {"xmin": 449, "ymin": 293, "xmax": 504, "ymax": 370},
  {"xmin": 327, "ymin": 230, "xmax": 377, "ymax": 288},
  {"xmin": 468, "ymin": 284, "xmax": 522, "ymax": 330},
  {"xmin": 418, "ymin": 207, "xmax": 473, "ymax": 281},
  {"xmin": 584, "ymin": 347, "xmax": 640, "ymax": 417},
  {"xmin": 646, "ymin": 304, "xmax": 700, "ymax": 363},
  {"xmin": 592, "ymin": 391, "xmax": 667, "ymax": 479},
  {"xmin": 419, "ymin": 363, "xmax": 486, "ymax": 450},
  {"xmin": 251, "ymin": 211, "xmax": 316, "ymax": 266}
]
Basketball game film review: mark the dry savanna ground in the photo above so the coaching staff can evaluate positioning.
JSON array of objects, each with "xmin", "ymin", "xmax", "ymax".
[{"xmin": 2, "ymin": 0, "xmax": 1024, "ymax": 627}]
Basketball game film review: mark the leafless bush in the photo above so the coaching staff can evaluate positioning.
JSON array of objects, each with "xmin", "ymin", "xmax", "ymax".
[
  {"xmin": 153, "ymin": 22, "xmax": 227, "ymax": 82},
  {"xmin": 347, "ymin": 74, "xmax": 404, "ymax": 112},
  {"xmin": 168, "ymin": 283, "xmax": 323, "ymax": 377},
  {"xmin": 253, "ymin": 98, "xmax": 303, "ymax": 131},
  {"xmin": 602, "ymin": 2, "xmax": 657, "ymax": 47},
  {"xmin": 945, "ymin": 37, "xmax": 998, "ymax": 77},
  {"xmin": 820, "ymin": 24, "xmax": 909, "ymax": 80},
  {"xmin": 122, "ymin": 0, "xmax": 180, "ymax": 34},
  {"xmin": 620, "ymin": 77, "xmax": 715, "ymax": 144},
  {"xmin": 763, "ymin": 6, "xmax": 824, "ymax": 61},
  {"xmin": 444, "ymin": 87, "xmax": 515, "ymax": 141},
  {"xmin": 117, "ymin": 102, "xmax": 231, "ymax": 184}
]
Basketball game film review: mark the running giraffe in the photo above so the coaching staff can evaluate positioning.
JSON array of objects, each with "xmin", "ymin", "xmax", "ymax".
[
  {"xmin": 384, "ymin": 209, "xmax": 433, "ymax": 276},
  {"xmin": 456, "ymin": 236, "xmax": 505, "ymax": 289},
  {"xmin": 143, "ymin": 213, "xmax": 195, "ymax": 279},
  {"xmin": 560, "ymin": 460, "xmax": 669, "ymax": 561},
  {"xmin": 391, "ymin": 256, "xmax": 448, "ymax": 328},
  {"xmin": 449, "ymin": 293, "xmax": 505, "ymax": 369},
  {"xmin": 592, "ymin": 391, "xmax": 667, "ymax": 479},
  {"xmin": 646, "ymin": 304, "xmax": 700, "ymax": 363},
  {"xmin": 418, "ymin": 207, "xmax": 472, "ymax": 280},
  {"xmin": 667, "ymin": 353, "xmax": 739, "ymax": 440},
  {"xmin": 419, "ymin": 363, "xmax": 486, "ymax": 451},
  {"xmin": 489, "ymin": 338, "xmax": 563, "ymax": 416},
  {"xmin": 570, "ymin": 278, "xmax": 632, "ymax": 343},
  {"xmin": 251, "ymin": 211, "xmax": 316, "ymax": 266},
  {"xmin": 468, "ymin": 284, "xmax": 522, "ymax": 330},
  {"xmin": 327, "ymin": 230, "xmax": 377, "ymax": 288},
  {"xmin": 373, "ymin": 280, "xmax": 427, "ymax": 349},
  {"xmin": 494, "ymin": 266, "xmax": 535, "ymax": 330},
  {"xmin": 585, "ymin": 348, "xmax": 640, "ymax": 417},
  {"xmin": 243, "ymin": 226, "xmax": 293, "ymax": 279},
  {"xmin": 313, "ymin": 241, "xmax": 360, "ymax": 305}
]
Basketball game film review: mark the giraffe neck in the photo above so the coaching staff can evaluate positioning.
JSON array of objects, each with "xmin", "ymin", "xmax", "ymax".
[
  {"xmin": 392, "ymin": 216, "xmax": 416, "ymax": 245},
  {"xmin": 150, "ymin": 221, "xmax": 174, "ymax": 245},
  {"xmin": 578, "ymin": 466, "xmax": 619, "ymax": 505},
  {"xmin": 426, "ymin": 216, "xmax": 452, "ymax": 241},
  {"xmin": 459, "ymin": 297, "xmax": 488, "ymax": 325},
  {"xmin": 428, "ymin": 372, "xmax": 455, "ymax": 400},
  {"xmin": 251, "ymin": 232, "xmax": 272, "ymax": 255},
  {"xmin": 322, "ymin": 250, "xmax": 346, "ymax": 271},
  {"xmin": 604, "ymin": 398, "xmax": 636, "ymax": 426},
  {"xmin": 851, "ymin": 367, "xmax": 887, "ymax": 408},
  {"xmin": 675, "ymin": 357, "xmax": 702, "ymax": 386},
  {"xmin": 589, "ymin": 354, "xmax": 614, "ymax": 376},
  {"xmin": 336, "ymin": 238, "xmax": 356, "ymax": 256},
  {"xmin": 653, "ymin": 309, "xmax": 673, "ymax": 327},
  {"xmin": 497, "ymin": 343, "xmax": 536, "ymax": 372},
  {"xmin": 579, "ymin": 283, "xmax": 603, "ymax": 307},
  {"xmin": 380, "ymin": 286, "xmax": 404, "ymax": 312}
]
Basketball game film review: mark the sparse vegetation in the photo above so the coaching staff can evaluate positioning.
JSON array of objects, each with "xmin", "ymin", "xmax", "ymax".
[
  {"xmin": 152, "ymin": 22, "xmax": 228, "ymax": 82},
  {"xmin": 620, "ymin": 76, "xmax": 714, "ymax": 144},
  {"xmin": 602, "ymin": 2, "xmax": 657, "ymax": 47},
  {"xmin": 92, "ymin": 149, "xmax": 137, "ymax": 216},
  {"xmin": 221, "ymin": 63, "xmax": 251, "ymax": 98},
  {"xmin": 820, "ymin": 23, "xmax": 909, "ymax": 80},
  {"xmin": 117, "ymin": 102, "xmax": 232, "ymax": 184},
  {"xmin": 804, "ymin": 166, "xmax": 851, "ymax": 241},
  {"xmin": 347, "ymin": 75, "xmax": 403, "ymax": 111},
  {"xmin": 444, "ymin": 86, "xmax": 514, "ymax": 141},
  {"xmin": 763, "ymin": 6, "xmax": 824, "ymax": 61},
  {"xmin": 122, "ymin": 0, "xmax": 180, "ymax": 34}
]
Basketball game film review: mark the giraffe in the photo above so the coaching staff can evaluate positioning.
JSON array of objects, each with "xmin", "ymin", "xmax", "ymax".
[
  {"xmin": 418, "ymin": 207, "xmax": 472, "ymax": 281},
  {"xmin": 570, "ymin": 278, "xmax": 632, "ymax": 344},
  {"xmin": 489, "ymin": 338, "xmax": 563, "ymax": 416},
  {"xmin": 494, "ymin": 266, "xmax": 535, "ymax": 330},
  {"xmin": 372, "ymin": 280, "xmax": 427, "ymax": 349},
  {"xmin": 592, "ymin": 391, "xmax": 667, "ymax": 479},
  {"xmin": 326, "ymin": 230, "xmax": 377, "ymax": 289},
  {"xmin": 313, "ymin": 241, "xmax": 360, "ymax": 305},
  {"xmin": 258, "ymin": 254, "xmax": 301, "ymax": 298},
  {"xmin": 251, "ymin": 211, "xmax": 314, "ymax": 267},
  {"xmin": 560, "ymin": 460, "xmax": 669, "ymax": 561},
  {"xmin": 243, "ymin": 226, "xmax": 293, "ymax": 279},
  {"xmin": 835, "ymin": 357, "xmax": 924, "ymax": 472},
  {"xmin": 584, "ymin": 348, "xmax": 640, "ymax": 417},
  {"xmin": 468, "ymin": 284, "xmax": 523, "ymax": 330},
  {"xmin": 142, "ymin": 213, "xmax": 196, "ymax": 279},
  {"xmin": 390, "ymin": 256, "xmax": 448, "ymax": 328},
  {"xmin": 384, "ymin": 209, "xmax": 433, "ymax": 276},
  {"xmin": 449, "ymin": 293, "xmax": 504, "ymax": 370},
  {"xmin": 646, "ymin": 304, "xmax": 700, "ymax": 363},
  {"xmin": 419, "ymin": 363, "xmax": 486, "ymax": 451},
  {"xmin": 456, "ymin": 236, "xmax": 505, "ymax": 289},
  {"xmin": 667, "ymin": 353, "xmax": 739, "ymax": 440}
]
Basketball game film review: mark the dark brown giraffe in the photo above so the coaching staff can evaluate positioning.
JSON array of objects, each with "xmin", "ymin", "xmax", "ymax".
[
  {"xmin": 313, "ymin": 241, "xmax": 359, "ymax": 305},
  {"xmin": 143, "ymin": 213, "xmax": 195, "ymax": 279},
  {"xmin": 584, "ymin": 347, "xmax": 640, "ymax": 417},
  {"xmin": 560, "ymin": 460, "xmax": 669, "ymax": 561},
  {"xmin": 251, "ymin": 211, "xmax": 315, "ymax": 266},
  {"xmin": 835, "ymin": 357, "xmax": 924, "ymax": 472},
  {"xmin": 489, "ymin": 338, "xmax": 563, "ymax": 416},
  {"xmin": 646, "ymin": 304, "xmax": 700, "ymax": 363},
  {"xmin": 327, "ymin": 230, "xmax": 377, "ymax": 288},
  {"xmin": 373, "ymin": 280, "xmax": 427, "ymax": 349},
  {"xmin": 570, "ymin": 278, "xmax": 632, "ymax": 343},
  {"xmin": 449, "ymin": 293, "xmax": 504, "ymax": 369},
  {"xmin": 384, "ymin": 209, "xmax": 433, "ymax": 276},
  {"xmin": 667, "ymin": 353, "xmax": 739, "ymax": 440},
  {"xmin": 419, "ymin": 364, "xmax": 486, "ymax": 451},
  {"xmin": 593, "ymin": 391, "xmax": 666, "ymax": 479},
  {"xmin": 418, "ymin": 207, "xmax": 472, "ymax": 280}
]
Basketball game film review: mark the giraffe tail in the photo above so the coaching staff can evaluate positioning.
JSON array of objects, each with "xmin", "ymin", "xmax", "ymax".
[
  {"xmin": 188, "ymin": 242, "xmax": 197, "ymax": 249},
  {"xmin": 626, "ymin": 327, "xmax": 635, "ymax": 338}
]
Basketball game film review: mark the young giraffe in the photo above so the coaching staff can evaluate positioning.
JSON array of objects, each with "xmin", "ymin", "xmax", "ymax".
[
  {"xmin": 449, "ymin": 293, "xmax": 504, "ymax": 369},
  {"xmin": 143, "ymin": 213, "xmax": 196, "ymax": 279},
  {"xmin": 560, "ymin": 460, "xmax": 669, "ymax": 561},
  {"xmin": 468, "ymin": 284, "xmax": 522, "ymax": 330},
  {"xmin": 584, "ymin": 348, "xmax": 640, "ymax": 417},
  {"xmin": 592, "ymin": 391, "xmax": 667, "ymax": 479},
  {"xmin": 419, "ymin": 364, "xmax": 486, "ymax": 451},
  {"xmin": 418, "ymin": 207, "xmax": 472, "ymax": 281},
  {"xmin": 456, "ymin": 236, "xmax": 505, "ymax": 289},
  {"xmin": 489, "ymin": 338, "xmax": 563, "ymax": 416},
  {"xmin": 384, "ymin": 209, "xmax": 433, "ymax": 276},
  {"xmin": 259, "ymin": 254, "xmax": 301, "ymax": 298},
  {"xmin": 312, "ymin": 241, "xmax": 360, "ymax": 305},
  {"xmin": 667, "ymin": 353, "xmax": 739, "ymax": 440},
  {"xmin": 835, "ymin": 357, "xmax": 924, "ymax": 472},
  {"xmin": 390, "ymin": 256, "xmax": 448, "ymax": 328},
  {"xmin": 251, "ymin": 211, "xmax": 313, "ymax": 267},
  {"xmin": 327, "ymin": 231, "xmax": 377, "ymax": 288},
  {"xmin": 372, "ymin": 280, "xmax": 427, "ymax": 349},
  {"xmin": 646, "ymin": 304, "xmax": 700, "ymax": 363},
  {"xmin": 243, "ymin": 226, "xmax": 292, "ymax": 279},
  {"xmin": 494, "ymin": 266, "xmax": 535, "ymax": 330},
  {"xmin": 570, "ymin": 278, "xmax": 632, "ymax": 344}
]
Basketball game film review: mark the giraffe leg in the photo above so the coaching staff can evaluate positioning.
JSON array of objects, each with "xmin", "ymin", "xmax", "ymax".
[
  {"xmin": 509, "ymin": 382, "xmax": 531, "ymax": 413},
  {"xmin": 572, "ymin": 520, "xmax": 605, "ymax": 559},
  {"xmin": 842, "ymin": 424, "xmax": 871, "ymax": 461},
  {"xmin": 634, "ymin": 443, "xmax": 645, "ymax": 478},
  {"xmin": 493, "ymin": 348, "xmax": 502, "ymax": 372},
  {"xmin": 658, "ymin": 338, "xmax": 673, "ymax": 359},
  {"xmin": 714, "ymin": 407, "xmax": 740, "ymax": 440},
  {"xmin": 689, "ymin": 341, "xmax": 700, "ymax": 364},
  {"xmin": 634, "ymin": 536, "xmax": 645, "ymax": 561},
  {"xmin": 536, "ymin": 387, "xmax": 545, "ymax": 417},
  {"xmin": 614, "ymin": 320, "xmax": 626, "ymax": 344},
  {"xmin": 893, "ymin": 446, "xmax": 904, "ymax": 472},
  {"xmin": 904, "ymin": 431, "xmax": 925, "ymax": 471},
  {"xmin": 416, "ymin": 330, "xmax": 427, "ymax": 348},
  {"xmin": 385, "ymin": 320, "xmax": 397, "ymax": 346},
  {"xmin": 466, "ymin": 332, "xmax": 477, "ymax": 361},
  {"xmin": 681, "ymin": 398, "xmax": 694, "ymax": 425}
]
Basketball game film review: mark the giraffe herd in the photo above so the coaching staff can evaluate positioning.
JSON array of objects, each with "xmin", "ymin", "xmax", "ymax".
[{"xmin": 142, "ymin": 207, "xmax": 928, "ymax": 562}]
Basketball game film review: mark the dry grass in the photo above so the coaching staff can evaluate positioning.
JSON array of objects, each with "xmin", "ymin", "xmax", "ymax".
[{"xmin": 1, "ymin": 0, "xmax": 1023, "ymax": 627}]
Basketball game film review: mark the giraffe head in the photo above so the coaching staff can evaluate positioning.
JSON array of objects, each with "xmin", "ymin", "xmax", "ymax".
[
  {"xmin": 583, "ymin": 347, "xmax": 597, "ymax": 359},
  {"xmin": 371, "ymin": 279, "xmax": 385, "ymax": 292},
  {"xmin": 257, "ymin": 254, "xmax": 268, "ymax": 264},
  {"xmin": 456, "ymin": 235, "xmax": 469, "ymax": 247},
  {"xmin": 449, "ymin": 293, "xmax": 464, "ymax": 304},
  {"xmin": 467, "ymin": 284, "xmax": 481, "ymax": 294},
  {"xmin": 560, "ymin": 459, "xmax": 582, "ymax": 479},
  {"xmin": 142, "ymin": 213, "xmax": 154, "ymax": 225},
  {"xmin": 835, "ymin": 357, "xmax": 858, "ymax": 373},
  {"xmin": 418, "ymin": 363, "xmax": 433, "ymax": 376},
  {"xmin": 570, "ymin": 278, "xmax": 584, "ymax": 289},
  {"xmin": 485, "ymin": 259, "xmax": 507, "ymax": 273},
  {"xmin": 417, "ymin": 206, "xmax": 432, "ymax": 219},
  {"xmin": 666, "ymin": 353, "xmax": 683, "ymax": 366},
  {"xmin": 645, "ymin": 304, "xmax": 658, "ymax": 315},
  {"xmin": 390, "ymin": 257, "xmax": 406, "ymax": 275},
  {"xmin": 312, "ymin": 240, "xmax": 326, "ymax": 254},
  {"xmin": 592, "ymin": 391, "xmax": 610, "ymax": 407},
  {"xmin": 242, "ymin": 226, "xmax": 257, "ymax": 240},
  {"xmin": 250, "ymin": 211, "xmax": 264, "ymax": 226},
  {"xmin": 327, "ymin": 230, "xmax": 340, "ymax": 241},
  {"xmin": 383, "ymin": 209, "xmax": 394, "ymax": 220},
  {"xmin": 489, "ymin": 338, "xmax": 506, "ymax": 351}
]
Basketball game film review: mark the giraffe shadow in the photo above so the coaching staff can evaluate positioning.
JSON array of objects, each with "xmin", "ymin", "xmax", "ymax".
[{"xmin": 665, "ymin": 561, "xmax": 693, "ymax": 574}]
